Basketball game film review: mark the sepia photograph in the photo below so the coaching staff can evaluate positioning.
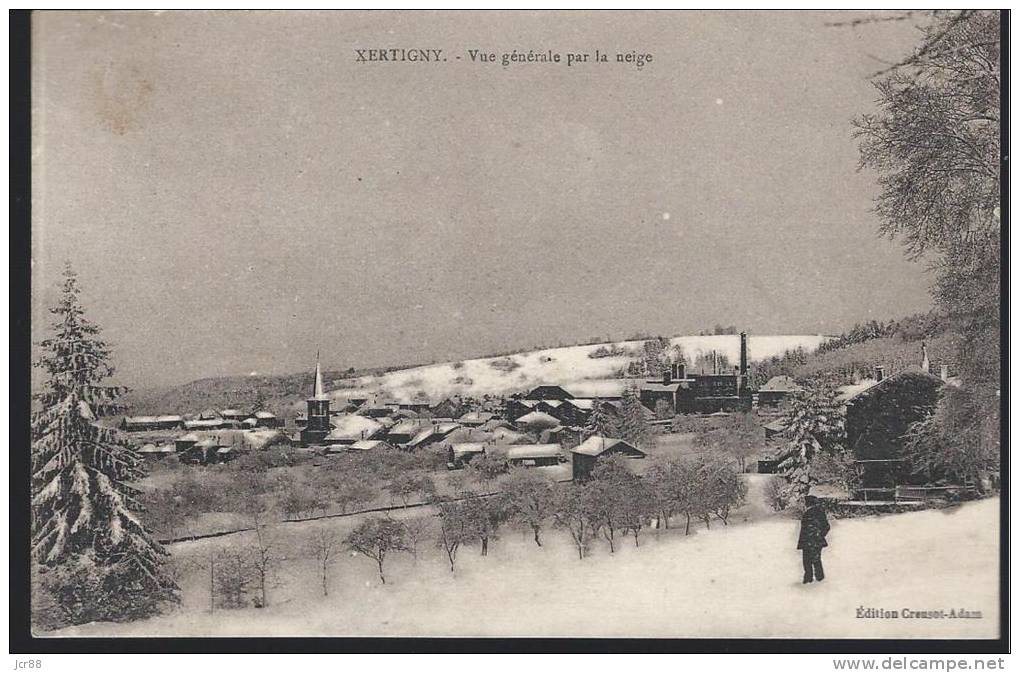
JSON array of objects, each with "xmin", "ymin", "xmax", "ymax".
[{"xmin": 16, "ymin": 8, "xmax": 1006, "ymax": 649}]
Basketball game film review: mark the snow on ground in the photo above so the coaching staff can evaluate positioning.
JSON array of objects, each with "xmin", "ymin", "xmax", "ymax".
[
  {"xmin": 329, "ymin": 334, "xmax": 832, "ymax": 404},
  {"xmin": 52, "ymin": 487, "xmax": 998, "ymax": 639}
]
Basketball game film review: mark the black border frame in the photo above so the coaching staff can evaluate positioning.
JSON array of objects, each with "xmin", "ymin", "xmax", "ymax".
[{"xmin": 8, "ymin": 8, "xmax": 1010, "ymax": 654}]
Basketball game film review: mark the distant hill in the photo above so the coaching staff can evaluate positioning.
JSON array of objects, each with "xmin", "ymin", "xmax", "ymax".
[{"xmin": 120, "ymin": 334, "xmax": 833, "ymax": 418}]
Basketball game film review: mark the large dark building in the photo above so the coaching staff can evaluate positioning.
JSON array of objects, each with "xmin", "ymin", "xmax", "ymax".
[
  {"xmin": 300, "ymin": 357, "xmax": 332, "ymax": 446},
  {"xmin": 640, "ymin": 332, "xmax": 753, "ymax": 415},
  {"xmin": 844, "ymin": 366, "xmax": 944, "ymax": 494}
]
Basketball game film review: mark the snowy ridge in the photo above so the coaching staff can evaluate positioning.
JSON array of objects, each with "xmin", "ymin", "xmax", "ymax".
[{"xmin": 327, "ymin": 334, "xmax": 833, "ymax": 403}]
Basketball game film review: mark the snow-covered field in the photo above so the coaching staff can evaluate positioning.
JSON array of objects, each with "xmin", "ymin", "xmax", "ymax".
[
  {"xmin": 328, "ymin": 334, "xmax": 832, "ymax": 404},
  {"xmin": 51, "ymin": 486, "xmax": 999, "ymax": 639}
]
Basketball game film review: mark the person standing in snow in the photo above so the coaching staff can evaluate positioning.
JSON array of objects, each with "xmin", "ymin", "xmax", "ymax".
[{"xmin": 797, "ymin": 495, "xmax": 830, "ymax": 584}]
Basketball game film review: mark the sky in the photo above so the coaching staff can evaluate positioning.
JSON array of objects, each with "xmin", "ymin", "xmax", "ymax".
[{"xmin": 31, "ymin": 10, "xmax": 935, "ymax": 387}]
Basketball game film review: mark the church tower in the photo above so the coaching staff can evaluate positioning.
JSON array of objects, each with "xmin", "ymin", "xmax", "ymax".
[{"xmin": 300, "ymin": 354, "xmax": 331, "ymax": 446}]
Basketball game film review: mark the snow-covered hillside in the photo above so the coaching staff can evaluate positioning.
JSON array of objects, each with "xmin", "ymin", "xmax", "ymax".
[
  {"xmin": 52, "ymin": 492, "xmax": 999, "ymax": 639},
  {"xmin": 326, "ymin": 334, "xmax": 832, "ymax": 404}
]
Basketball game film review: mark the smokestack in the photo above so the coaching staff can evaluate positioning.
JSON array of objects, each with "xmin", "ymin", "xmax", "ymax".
[
  {"xmin": 875, "ymin": 366, "xmax": 885, "ymax": 382},
  {"xmin": 940, "ymin": 364, "xmax": 949, "ymax": 382},
  {"xmin": 739, "ymin": 332, "xmax": 748, "ymax": 376}
]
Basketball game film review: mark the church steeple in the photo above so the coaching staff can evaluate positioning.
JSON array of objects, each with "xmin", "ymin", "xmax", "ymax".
[
  {"xmin": 301, "ymin": 351, "xmax": 332, "ymax": 446},
  {"xmin": 312, "ymin": 351, "xmax": 327, "ymax": 400}
]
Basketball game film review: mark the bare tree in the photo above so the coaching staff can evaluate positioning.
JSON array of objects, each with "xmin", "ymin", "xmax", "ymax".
[
  {"xmin": 345, "ymin": 517, "xmax": 408, "ymax": 584},
  {"xmin": 501, "ymin": 468, "xmax": 556, "ymax": 547},
  {"xmin": 552, "ymin": 485, "xmax": 593, "ymax": 560},
  {"xmin": 401, "ymin": 515, "xmax": 434, "ymax": 563},
  {"xmin": 307, "ymin": 527, "xmax": 343, "ymax": 597}
]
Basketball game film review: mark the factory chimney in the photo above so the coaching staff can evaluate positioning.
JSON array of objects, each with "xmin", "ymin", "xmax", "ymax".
[{"xmin": 739, "ymin": 332, "xmax": 748, "ymax": 376}]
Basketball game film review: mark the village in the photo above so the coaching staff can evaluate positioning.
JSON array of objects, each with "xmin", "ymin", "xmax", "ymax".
[{"xmin": 117, "ymin": 331, "xmax": 984, "ymax": 513}]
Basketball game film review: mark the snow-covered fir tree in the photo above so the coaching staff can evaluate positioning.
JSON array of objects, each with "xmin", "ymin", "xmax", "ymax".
[
  {"xmin": 32, "ymin": 264, "xmax": 178, "ymax": 623},
  {"xmin": 612, "ymin": 386, "xmax": 650, "ymax": 447},
  {"xmin": 774, "ymin": 383, "xmax": 847, "ymax": 498},
  {"xmin": 582, "ymin": 398, "xmax": 615, "ymax": 439}
]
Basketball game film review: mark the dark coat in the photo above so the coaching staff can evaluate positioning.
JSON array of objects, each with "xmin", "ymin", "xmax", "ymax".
[{"xmin": 797, "ymin": 504, "xmax": 830, "ymax": 550}]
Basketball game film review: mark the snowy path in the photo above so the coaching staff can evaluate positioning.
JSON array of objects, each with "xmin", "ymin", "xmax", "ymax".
[{"xmin": 51, "ymin": 497, "xmax": 1000, "ymax": 639}]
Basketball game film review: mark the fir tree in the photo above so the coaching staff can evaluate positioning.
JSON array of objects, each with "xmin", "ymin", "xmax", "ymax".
[
  {"xmin": 582, "ymin": 398, "xmax": 615, "ymax": 440},
  {"xmin": 774, "ymin": 383, "xmax": 848, "ymax": 498},
  {"xmin": 613, "ymin": 386, "xmax": 650, "ymax": 448},
  {"xmin": 32, "ymin": 265, "xmax": 178, "ymax": 623}
]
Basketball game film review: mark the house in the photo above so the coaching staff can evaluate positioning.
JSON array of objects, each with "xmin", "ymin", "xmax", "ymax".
[
  {"xmin": 120, "ymin": 416, "xmax": 161, "ymax": 432},
  {"xmin": 491, "ymin": 427, "xmax": 531, "ymax": 445},
  {"xmin": 525, "ymin": 385, "xmax": 574, "ymax": 400},
  {"xmin": 220, "ymin": 409, "xmax": 247, "ymax": 422},
  {"xmin": 242, "ymin": 428, "xmax": 292, "ymax": 450},
  {"xmin": 757, "ymin": 376, "xmax": 803, "ymax": 407},
  {"xmin": 540, "ymin": 425, "xmax": 581, "ymax": 448},
  {"xmin": 842, "ymin": 365, "xmax": 944, "ymax": 496},
  {"xmin": 325, "ymin": 415, "xmax": 385, "ymax": 446},
  {"xmin": 359, "ymin": 403, "xmax": 395, "ymax": 419},
  {"xmin": 570, "ymin": 436, "xmax": 646, "ymax": 480},
  {"xmin": 348, "ymin": 439, "xmax": 394, "ymax": 452},
  {"xmin": 174, "ymin": 432, "xmax": 200, "ymax": 453},
  {"xmin": 155, "ymin": 415, "xmax": 184, "ymax": 430},
  {"xmin": 447, "ymin": 442, "xmax": 487, "ymax": 469},
  {"xmin": 184, "ymin": 418, "xmax": 228, "ymax": 431},
  {"xmin": 180, "ymin": 437, "xmax": 220, "ymax": 465},
  {"xmin": 554, "ymin": 399, "xmax": 596, "ymax": 427},
  {"xmin": 397, "ymin": 400, "xmax": 432, "ymax": 413},
  {"xmin": 480, "ymin": 418, "xmax": 512, "ymax": 432},
  {"xmin": 430, "ymin": 397, "xmax": 466, "ymax": 420},
  {"xmin": 638, "ymin": 377, "xmax": 687, "ymax": 417},
  {"xmin": 514, "ymin": 411, "xmax": 560, "ymax": 433},
  {"xmin": 387, "ymin": 419, "xmax": 425, "ymax": 445},
  {"xmin": 405, "ymin": 426, "xmax": 442, "ymax": 450},
  {"xmin": 137, "ymin": 443, "xmax": 175, "ymax": 460},
  {"xmin": 198, "ymin": 408, "xmax": 221, "ymax": 421},
  {"xmin": 252, "ymin": 410, "xmax": 282, "ymax": 428},
  {"xmin": 506, "ymin": 398, "xmax": 539, "ymax": 421},
  {"xmin": 457, "ymin": 411, "xmax": 495, "ymax": 427},
  {"xmin": 506, "ymin": 444, "xmax": 563, "ymax": 467},
  {"xmin": 301, "ymin": 357, "xmax": 332, "ymax": 446}
]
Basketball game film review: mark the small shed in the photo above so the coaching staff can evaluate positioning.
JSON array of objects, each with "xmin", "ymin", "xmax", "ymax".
[
  {"xmin": 570, "ymin": 436, "xmax": 646, "ymax": 480},
  {"xmin": 507, "ymin": 444, "xmax": 563, "ymax": 467}
]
